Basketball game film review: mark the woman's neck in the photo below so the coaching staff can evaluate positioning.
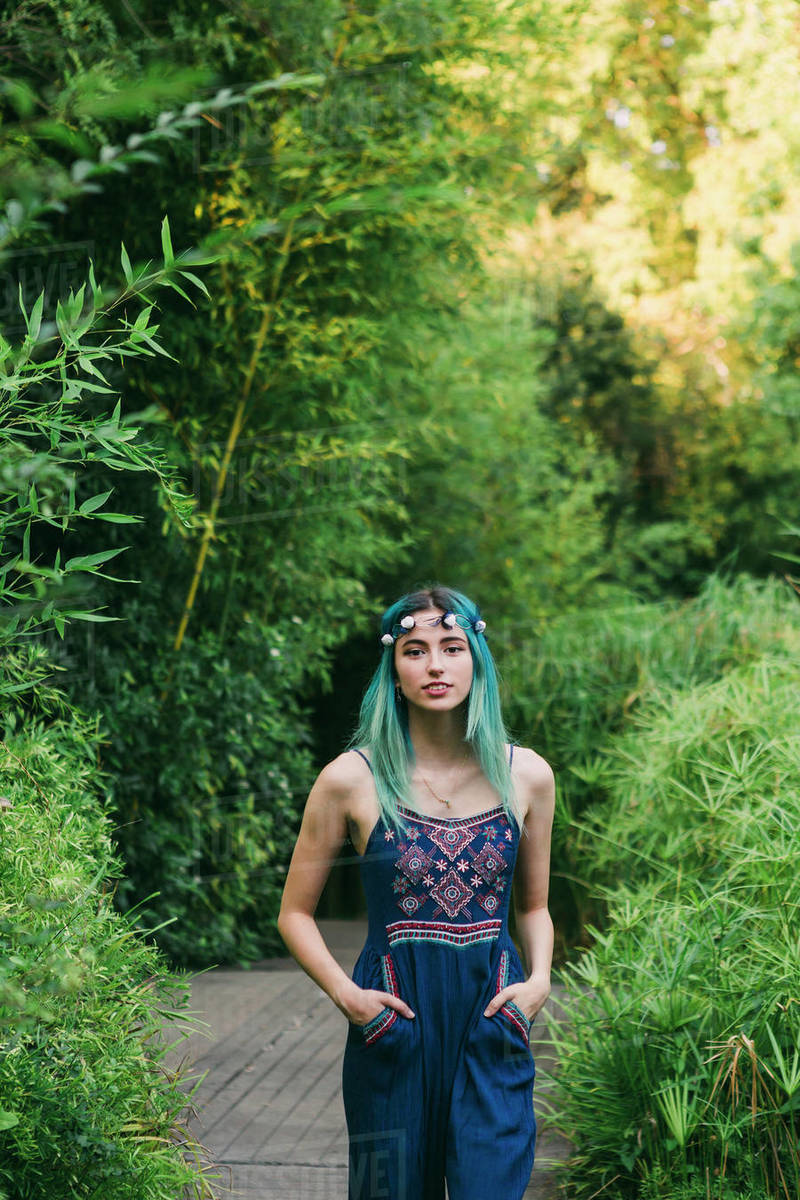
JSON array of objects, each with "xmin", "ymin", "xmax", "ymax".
[{"xmin": 406, "ymin": 706, "xmax": 472, "ymax": 766}]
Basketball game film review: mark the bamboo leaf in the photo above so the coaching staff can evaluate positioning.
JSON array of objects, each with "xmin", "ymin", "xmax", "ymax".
[
  {"xmin": 120, "ymin": 242, "xmax": 133, "ymax": 285},
  {"xmin": 78, "ymin": 490, "xmax": 114, "ymax": 516},
  {"xmin": 63, "ymin": 546, "xmax": 129, "ymax": 572},
  {"xmin": 160, "ymin": 215, "xmax": 174, "ymax": 267}
]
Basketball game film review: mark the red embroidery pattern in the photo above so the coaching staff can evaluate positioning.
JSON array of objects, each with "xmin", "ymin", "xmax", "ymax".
[
  {"xmin": 495, "ymin": 949, "xmax": 531, "ymax": 1044},
  {"xmin": 362, "ymin": 953, "xmax": 400, "ymax": 1045},
  {"xmin": 386, "ymin": 918, "xmax": 502, "ymax": 948}
]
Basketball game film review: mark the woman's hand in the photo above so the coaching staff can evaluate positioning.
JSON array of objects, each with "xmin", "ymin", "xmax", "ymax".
[
  {"xmin": 483, "ymin": 975, "xmax": 550, "ymax": 1023},
  {"xmin": 338, "ymin": 981, "xmax": 416, "ymax": 1027}
]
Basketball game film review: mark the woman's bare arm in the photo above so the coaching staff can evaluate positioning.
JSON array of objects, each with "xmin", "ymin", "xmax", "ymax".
[
  {"xmin": 276, "ymin": 753, "xmax": 415, "ymax": 1025},
  {"xmin": 485, "ymin": 747, "xmax": 555, "ymax": 1020}
]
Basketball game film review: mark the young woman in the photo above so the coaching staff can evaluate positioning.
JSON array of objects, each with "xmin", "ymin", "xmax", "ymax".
[{"xmin": 277, "ymin": 584, "xmax": 555, "ymax": 1200}]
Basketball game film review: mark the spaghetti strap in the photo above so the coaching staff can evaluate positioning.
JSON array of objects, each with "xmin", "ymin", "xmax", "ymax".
[
  {"xmin": 509, "ymin": 742, "xmax": 515, "ymax": 766},
  {"xmin": 352, "ymin": 747, "xmax": 374, "ymax": 774}
]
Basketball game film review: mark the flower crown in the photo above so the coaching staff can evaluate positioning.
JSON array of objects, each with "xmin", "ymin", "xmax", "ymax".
[{"xmin": 380, "ymin": 610, "xmax": 487, "ymax": 647}]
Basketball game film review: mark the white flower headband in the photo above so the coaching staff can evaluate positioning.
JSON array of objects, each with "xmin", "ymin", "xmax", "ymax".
[{"xmin": 380, "ymin": 610, "xmax": 487, "ymax": 647}]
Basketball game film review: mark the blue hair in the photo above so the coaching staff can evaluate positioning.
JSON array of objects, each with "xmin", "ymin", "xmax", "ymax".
[{"xmin": 348, "ymin": 584, "xmax": 519, "ymax": 838}]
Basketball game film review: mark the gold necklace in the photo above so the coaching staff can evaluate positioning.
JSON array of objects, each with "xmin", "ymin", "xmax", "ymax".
[{"xmin": 418, "ymin": 754, "xmax": 471, "ymax": 808}]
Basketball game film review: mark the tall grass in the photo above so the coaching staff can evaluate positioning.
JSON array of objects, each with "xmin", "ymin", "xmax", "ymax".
[{"xmin": 544, "ymin": 619, "xmax": 800, "ymax": 1197}]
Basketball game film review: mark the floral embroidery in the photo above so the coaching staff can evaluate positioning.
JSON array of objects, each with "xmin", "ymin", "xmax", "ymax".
[{"xmin": 456, "ymin": 858, "xmax": 469, "ymax": 873}]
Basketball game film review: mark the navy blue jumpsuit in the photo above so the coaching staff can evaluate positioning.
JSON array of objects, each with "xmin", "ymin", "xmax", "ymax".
[{"xmin": 342, "ymin": 745, "xmax": 537, "ymax": 1200}]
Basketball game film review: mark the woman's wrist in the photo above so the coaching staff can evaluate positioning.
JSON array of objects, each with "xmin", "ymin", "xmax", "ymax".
[
  {"xmin": 332, "ymin": 978, "xmax": 361, "ymax": 1015},
  {"xmin": 526, "ymin": 970, "xmax": 551, "ymax": 987}
]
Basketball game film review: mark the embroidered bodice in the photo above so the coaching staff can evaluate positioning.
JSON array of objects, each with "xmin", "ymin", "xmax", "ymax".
[{"xmin": 358, "ymin": 802, "xmax": 519, "ymax": 950}]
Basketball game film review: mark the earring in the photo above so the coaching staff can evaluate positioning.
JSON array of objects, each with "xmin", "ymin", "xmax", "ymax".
[{"xmin": 395, "ymin": 684, "xmax": 403, "ymax": 703}]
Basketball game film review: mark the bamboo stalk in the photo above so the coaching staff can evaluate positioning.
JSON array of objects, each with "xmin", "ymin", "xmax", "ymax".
[{"xmin": 159, "ymin": 217, "xmax": 297, "ymax": 701}]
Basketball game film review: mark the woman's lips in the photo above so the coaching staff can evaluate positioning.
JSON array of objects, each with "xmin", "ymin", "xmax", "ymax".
[{"xmin": 423, "ymin": 683, "xmax": 451, "ymax": 694}]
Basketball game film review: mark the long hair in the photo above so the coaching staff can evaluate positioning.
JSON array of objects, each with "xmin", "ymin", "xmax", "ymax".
[{"xmin": 348, "ymin": 584, "xmax": 519, "ymax": 838}]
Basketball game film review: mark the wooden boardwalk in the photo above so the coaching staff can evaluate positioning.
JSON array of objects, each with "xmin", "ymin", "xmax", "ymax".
[{"xmin": 165, "ymin": 919, "xmax": 569, "ymax": 1199}]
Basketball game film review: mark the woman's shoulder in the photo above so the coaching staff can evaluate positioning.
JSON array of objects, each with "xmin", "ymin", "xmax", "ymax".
[
  {"xmin": 510, "ymin": 744, "xmax": 555, "ymax": 796},
  {"xmin": 313, "ymin": 748, "xmax": 373, "ymax": 794}
]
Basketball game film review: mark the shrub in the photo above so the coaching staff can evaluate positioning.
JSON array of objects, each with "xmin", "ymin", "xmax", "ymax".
[
  {"xmin": 546, "ymin": 645, "xmax": 800, "ymax": 1198},
  {"xmin": 0, "ymin": 700, "xmax": 221, "ymax": 1198}
]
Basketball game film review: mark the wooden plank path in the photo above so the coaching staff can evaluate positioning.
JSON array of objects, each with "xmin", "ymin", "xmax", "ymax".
[{"xmin": 164, "ymin": 919, "xmax": 570, "ymax": 1199}]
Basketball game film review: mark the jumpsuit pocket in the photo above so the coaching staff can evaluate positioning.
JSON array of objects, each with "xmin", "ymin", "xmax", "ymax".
[
  {"xmin": 494, "ymin": 948, "xmax": 532, "ymax": 1046},
  {"xmin": 352, "ymin": 951, "xmax": 403, "ymax": 1047}
]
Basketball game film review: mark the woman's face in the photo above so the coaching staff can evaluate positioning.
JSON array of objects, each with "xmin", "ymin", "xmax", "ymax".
[{"xmin": 393, "ymin": 606, "xmax": 474, "ymax": 712}]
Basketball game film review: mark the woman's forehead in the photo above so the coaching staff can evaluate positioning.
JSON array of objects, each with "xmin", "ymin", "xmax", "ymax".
[{"xmin": 407, "ymin": 606, "xmax": 445, "ymax": 624}]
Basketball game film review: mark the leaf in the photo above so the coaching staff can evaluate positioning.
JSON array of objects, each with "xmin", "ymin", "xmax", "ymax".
[
  {"xmin": 77, "ymin": 355, "xmax": 108, "ymax": 382},
  {"xmin": 70, "ymin": 159, "xmax": 95, "ymax": 183},
  {"xmin": 120, "ymin": 242, "xmax": 133, "ymax": 285},
  {"xmin": 176, "ymin": 269, "xmax": 209, "ymax": 297},
  {"xmin": 163, "ymin": 279, "xmax": 193, "ymax": 304},
  {"xmin": 0, "ymin": 1110, "xmax": 19, "ymax": 1131},
  {"xmin": 78, "ymin": 490, "xmax": 114, "ymax": 516},
  {"xmin": 133, "ymin": 305, "xmax": 155, "ymax": 331},
  {"xmin": 161, "ymin": 215, "xmax": 174, "ymax": 267},
  {"xmin": 28, "ymin": 291, "xmax": 44, "ymax": 341},
  {"xmin": 64, "ymin": 546, "xmax": 129, "ymax": 572},
  {"xmin": 59, "ymin": 610, "xmax": 120, "ymax": 622}
]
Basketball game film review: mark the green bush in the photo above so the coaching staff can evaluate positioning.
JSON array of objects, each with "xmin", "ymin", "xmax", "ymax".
[
  {"xmin": 498, "ymin": 572, "xmax": 799, "ymax": 946},
  {"xmin": 0, "ymin": 700, "xmax": 220, "ymax": 1198},
  {"xmin": 546, "ymin": 642, "xmax": 800, "ymax": 1198},
  {"xmin": 90, "ymin": 600, "xmax": 314, "ymax": 965}
]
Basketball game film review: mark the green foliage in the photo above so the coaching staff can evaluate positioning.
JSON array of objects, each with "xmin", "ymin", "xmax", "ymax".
[
  {"xmin": 0, "ymin": 79, "xmax": 227, "ymax": 1188},
  {"xmin": 90, "ymin": 601, "xmax": 314, "ymax": 964},
  {"xmin": 545, "ymin": 611, "xmax": 800, "ymax": 1197},
  {"xmin": 739, "ymin": 240, "xmax": 800, "ymax": 423},
  {"xmin": 499, "ymin": 573, "xmax": 798, "ymax": 943},
  {"xmin": 1, "ymin": 0, "xmax": 564, "ymax": 964},
  {"xmin": 0, "ymin": 708, "xmax": 220, "ymax": 1198},
  {"xmin": 0, "ymin": 222, "xmax": 207, "ymax": 657}
]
